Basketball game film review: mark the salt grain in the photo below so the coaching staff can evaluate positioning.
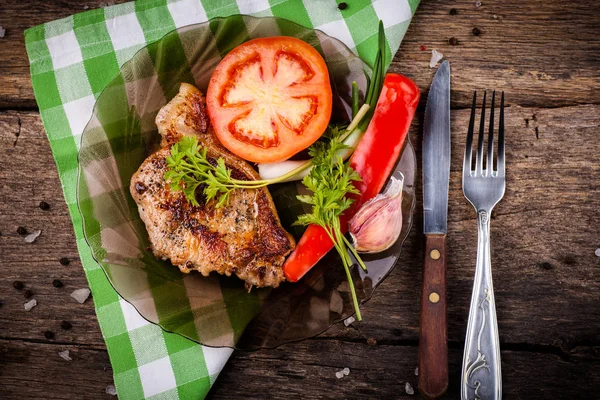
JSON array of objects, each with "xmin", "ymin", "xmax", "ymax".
[
  {"xmin": 405, "ymin": 382, "xmax": 415, "ymax": 395},
  {"xmin": 429, "ymin": 50, "xmax": 443, "ymax": 68},
  {"xmin": 83, "ymin": 5, "xmax": 89, "ymax": 9},
  {"xmin": 342, "ymin": 367, "xmax": 350, "ymax": 376},
  {"xmin": 24, "ymin": 230, "xmax": 41, "ymax": 243},
  {"xmin": 595, "ymin": 248, "xmax": 600, "ymax": 257},
  {"xmin": 476, "ymin": 1, "xmax": 482, "ymax": 7},
  {"xmin": 343, "ymin": 316, "xmax": 355, "ymax": 327},
  {"xmin": 0, "ymin": 26, "xmax": 5, "ymax": 38},
  {"xmin": 71, "ymin": 288, "xmax": 91, "ymax": 304},
  {"xmin": 58, "ymin": 350, "xmax": 72, "ymax": 361},
  {"xmin": 105, "ymin": 385, "xmax": 117, "ymax": 396},
  {"xmin": 329, "ymin": 290, "xmax": 344, "ymax": 315},
  {"xmin": 335, "ymin": 371, "xmax": 344, "ymax": 379},
  {"xmin": 337, "ymin": 281, "xmax": 350, "ymax": 292},
  {"xmin": 415, "ymin": 367, "xmax": 419, "ymax": 376},
  {"xmin": 24, "ymin": 299, "xmax": 37, "ymax": 311}
]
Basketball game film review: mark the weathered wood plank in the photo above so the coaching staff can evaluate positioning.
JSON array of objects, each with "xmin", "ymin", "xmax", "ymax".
[
  {"xmin": 0, "ymin": 104, "xmax": 598, "ymax": 398},
  {"xmin": 395, "ymin": 0, "xmax": 600, "ymax": 108},
  {"xmin": 0, "ymin": 111, "xmax": 106, "ymax": 347},
  {"xmin": 0, "ymin": 0, "xmax": 130, "ymax": 109},
  {"xmin": 210, "ymin": 342, "xmax": 600, "ymax": 400},
  {"xmin": 0, "ymin": 339, "xmax": 114, "ymax": 399},
  {"xmin": 0, "ymin": 0, "xmax": 599, "ymax": 108},
  {"xmin": 0, "ymin": 67, "xmax": 36, "ymax": 109}
]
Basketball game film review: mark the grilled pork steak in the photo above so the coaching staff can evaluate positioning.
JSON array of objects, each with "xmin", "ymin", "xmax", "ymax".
[{"xmin": 130, "ymin": 83, "xmax": 295, "ymax": 288}]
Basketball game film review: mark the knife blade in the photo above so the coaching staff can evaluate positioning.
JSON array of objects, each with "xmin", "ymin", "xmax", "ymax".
[{"xmin": 419, "ymin": 60, "xmax": 450, "ymax": 400}]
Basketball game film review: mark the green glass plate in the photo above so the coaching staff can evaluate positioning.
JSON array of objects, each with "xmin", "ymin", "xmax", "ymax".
[{"xmin": 77, "ymin": 14, "xmax": 416, "ymax": 350}]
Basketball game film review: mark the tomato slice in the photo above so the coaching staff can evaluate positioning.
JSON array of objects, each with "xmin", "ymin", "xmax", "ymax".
[{"xmin": 206, "ymin": 37, "xmax": 332, "ymax": 163}]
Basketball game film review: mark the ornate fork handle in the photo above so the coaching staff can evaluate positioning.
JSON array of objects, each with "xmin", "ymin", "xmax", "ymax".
[{"xmin": 461, "ymin": 210, "xmax": 502, "ymax": 400}]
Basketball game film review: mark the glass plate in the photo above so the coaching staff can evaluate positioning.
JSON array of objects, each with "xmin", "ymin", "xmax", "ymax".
[{"xmin": 77, "ymin": 15, "xmax": 416, "ymax": 350}]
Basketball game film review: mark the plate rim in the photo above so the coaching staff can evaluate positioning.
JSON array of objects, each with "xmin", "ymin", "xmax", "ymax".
[{"xmin": 75, "ymin": 13, "xmax": 416, "ymax": 350}]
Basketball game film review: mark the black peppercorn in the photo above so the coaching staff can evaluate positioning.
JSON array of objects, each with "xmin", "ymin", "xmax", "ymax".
[
  {"xmin": 44, "ymin": 330, "xmax": 55, "ymax": 339},
  {"xmin": 39, "ymin": 201, "xmax": 50, "ymax": 210},
  {"xmin": 448, "ymin": 37, "xmax": 459, "ymax": 46},
  {"xmin": 61, "ymin": 321, "xmax": 72, "ymax": 330},
  {"xmin": 537, "ymin": 261, "xmax": 554, "ymax": 270},
  {"xmin": 472, "ymin": 27, "xmax": 482, "ymax": 36},
  {"xmin": 338, "ymin": 2, "xmax": 348, "ymax": 10},
  {"xmin": 53, "ymin": 279, "xmax": 63, "ymax": 288},
  {"xmin": 563, "ymin": 254, "xmax": 577, "ymax": 265},
  {"xmin": 59, "ymin": 257, "xmax": 70, "ymax": 266},
  {"xmin": 449, "ymin": 8, "xmax": 457, "ymax": 15},
  {"xmin": 13, "ymin": 281, "xmax": 24, "ymax": 290},
  {"xmin": 23, "ymin": 289, "xmax": 34, "ymax": 299},
  {"xmin": 17, "ymin": 226, "xmax": 27, "ymax": 235}
]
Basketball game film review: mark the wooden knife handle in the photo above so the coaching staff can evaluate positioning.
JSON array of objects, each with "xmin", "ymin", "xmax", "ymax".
[{"xmin": 418, "ymin": 234, "xmax": 448, "ymax": 399}]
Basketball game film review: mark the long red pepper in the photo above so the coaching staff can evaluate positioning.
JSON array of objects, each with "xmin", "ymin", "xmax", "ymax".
[{"xmin": 283, "ymin": 73, "xmax": 420, "ymax": 282}]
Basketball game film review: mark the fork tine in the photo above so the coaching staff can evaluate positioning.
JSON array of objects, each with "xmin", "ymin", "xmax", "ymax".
[
  {"xmin": 497, "ymin": 91, "xmax": 505, "ymax": 175},
  {"xmin": 464, "ymin": 91, "xmax": 477, "ymax": 174},
  {"xmin": 475, "ymin": 91, "xmax": 487, "ymax": 174},
  {"xmin": 487, "ymin": 91, "xmax": 496, "ymax": 175}
]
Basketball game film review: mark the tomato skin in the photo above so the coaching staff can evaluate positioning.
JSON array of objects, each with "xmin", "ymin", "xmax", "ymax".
[{"xmin": 207, "ymin": 37, "xmax": 332, "ymax": 163}]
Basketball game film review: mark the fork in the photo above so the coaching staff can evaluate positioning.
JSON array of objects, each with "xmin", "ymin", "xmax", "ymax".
[{"xmin": 461, "ymin": 91, "xmax": 505, "ymax": 400}]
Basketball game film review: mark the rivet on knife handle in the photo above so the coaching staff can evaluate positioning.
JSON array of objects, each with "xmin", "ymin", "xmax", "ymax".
[{"xmin": 418, "ymin": 234, "xmax": 448, "ymax": 399}]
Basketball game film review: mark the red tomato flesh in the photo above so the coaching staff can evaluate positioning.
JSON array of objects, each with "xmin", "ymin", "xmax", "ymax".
[{"xmin": 207, "ymin": 37, "xmax": 332, "ymax": 163}]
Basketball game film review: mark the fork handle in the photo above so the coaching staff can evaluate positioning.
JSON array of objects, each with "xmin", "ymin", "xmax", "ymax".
[
  {"xmin": 461, "ymin": 210, "xmax": 502, "ymax": 400},
  {"xmin": 419, "ymin": 234, "xmax": 448, "ymax": 399}
]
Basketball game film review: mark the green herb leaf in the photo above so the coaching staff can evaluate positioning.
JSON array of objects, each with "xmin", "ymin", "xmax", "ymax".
[
  {"xmin": 294, "ymin": 126, "xmax": 366, "ymax": 320},
  {"xmin": 164, "ymin": 134, "xmax": 320, "ymax": 207},
  {"xmin": 165, "ymin": 136, "xmax": 249, "ymax": 207},
  {"xmin": 360, "ymin": 20, "xmax": 387, "ymax": 132}
]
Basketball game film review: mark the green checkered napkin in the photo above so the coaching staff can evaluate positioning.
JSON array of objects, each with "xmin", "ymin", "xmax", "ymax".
[{"xmin": 24, "ymin": 0, "xmax": 418, "ymax": 398}]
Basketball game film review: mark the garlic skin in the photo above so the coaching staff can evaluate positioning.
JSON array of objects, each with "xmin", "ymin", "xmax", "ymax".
[{"xmin": 348, "ymin": 175, "xmax": 404, "ymax": 253}]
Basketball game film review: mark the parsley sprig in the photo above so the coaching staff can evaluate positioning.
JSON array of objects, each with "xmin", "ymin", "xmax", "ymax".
[
  {"xmin": 165, "ymin": 136, "xmax": 306, "ymax": 207},
  {"xmin": 294, "ymin": 127, "xmax": 368, "ymax": 320}
]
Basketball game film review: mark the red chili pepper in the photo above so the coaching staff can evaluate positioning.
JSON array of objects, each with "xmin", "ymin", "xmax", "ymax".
[{"xmin": 283, "ymin": 73, "xmax": 420, "ymax": 282}]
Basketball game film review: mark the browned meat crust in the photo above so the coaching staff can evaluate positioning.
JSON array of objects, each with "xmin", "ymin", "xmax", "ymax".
[{"xmin": 130, "ymin": 83, "xmax": 295, "ymax": 288}]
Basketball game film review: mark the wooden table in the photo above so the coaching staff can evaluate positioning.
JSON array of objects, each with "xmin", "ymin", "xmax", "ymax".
[{"xmin": 1, "ymin": 1, "xmax": 599, "ymax": 398}]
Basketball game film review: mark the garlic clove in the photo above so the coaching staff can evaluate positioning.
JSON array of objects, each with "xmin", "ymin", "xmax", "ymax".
[{"xmin": 348, "ymin": 175, "xmax": 404, "ymax": 253}]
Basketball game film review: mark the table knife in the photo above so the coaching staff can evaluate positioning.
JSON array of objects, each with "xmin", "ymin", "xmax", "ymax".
[{"xmin": 419, "ymin": 60, "xmax": 450, "ymax": 399}]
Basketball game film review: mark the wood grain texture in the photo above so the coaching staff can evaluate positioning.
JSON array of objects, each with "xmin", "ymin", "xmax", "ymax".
[
  {"xmin": 419, "ymin": 235, "xmax": 448, "ymax": 399},
  {"xmin": 0, "ymin": 0, "xmax": 130, "ymax": 109},
  {"xmin": 209, "ymin": 342, "xmax": 600, "ymax": 400},
  {"xmin": 0, "ymin": 340, "xmax": 113, "ymax": 400},
  {"xmin": 393, "ymin": 0, "xmax": 600, "ymax": 108},
  {"xmin": 0, "ymin": 0, "xmax": 599, "ymax": 398}
]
